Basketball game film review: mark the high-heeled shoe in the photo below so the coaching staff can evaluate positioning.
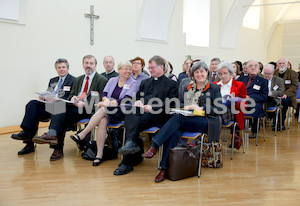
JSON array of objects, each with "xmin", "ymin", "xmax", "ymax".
[
  {"xmin": 93, "ymin": 157, "xmax": 103, "ymax": 166},
  {"xmin": 70, "ymin": 134, "xmax": 82, "ymax": 144}
]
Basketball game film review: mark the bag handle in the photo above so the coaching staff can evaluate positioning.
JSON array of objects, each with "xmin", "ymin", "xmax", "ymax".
[{"xmin": 212, "ymin": 141, "xmax": 216, "ymax": 168}]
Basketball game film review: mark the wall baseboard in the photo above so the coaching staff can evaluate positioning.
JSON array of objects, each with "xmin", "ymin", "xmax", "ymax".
[{"xmin": 0, "ymin": 122, "xmax": 50, "ymax": 135}]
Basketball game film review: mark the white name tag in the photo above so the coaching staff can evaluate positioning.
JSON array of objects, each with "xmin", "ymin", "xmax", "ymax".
[
  {"xmin": 273, "ymin": 85, "xmax": 278, "ymax": 91},
  {"xmin": 285, "ymin": 80, "xmax": 291, "ymax": 84},
  {"xmin": 123, "ymin": 84, "xmax": 130, "ymax": 89},
  {"xmin": 63, "ymin": 86, "xmax": 71, "ymax": 91},
  {"xmin": 91, "ymin": 91, "xmax": 99, "ymax": 96},
  {"xmin": 253, "ymin": 84, "xmax": 261, "ymax": 90}
]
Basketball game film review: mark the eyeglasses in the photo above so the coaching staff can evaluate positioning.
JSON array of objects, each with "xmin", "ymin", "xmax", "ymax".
[
  {"xmin": 121, "ymin": 68, "xmax": 133, "ymax": 71},
  {"xmin": 264, "ymin": 72, "xmax": 273, "ymax": 76},
  {"xmin": 218, "ymin": 72, "xmax": 230, "ymax": 76},
  {"xmin": 148, "ymin": 66, "xmax": 157, "ymax": 70},
  {"xmin": 248, "ymin": 65, "xmax": 258, "ymax": 69},
  {"xmin": 132, "ymin": 62, "xmax": 141, "ymax": 65}
]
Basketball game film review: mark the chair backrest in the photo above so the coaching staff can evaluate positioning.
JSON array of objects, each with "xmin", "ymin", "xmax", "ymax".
[{"xmin": 296, "ymin": 82, "xmax": 300, "ymax": 99}]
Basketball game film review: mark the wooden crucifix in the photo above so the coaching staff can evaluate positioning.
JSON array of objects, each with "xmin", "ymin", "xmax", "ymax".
[{"xmin": 84, "ymin": 5, "xmax": 99, "ymax": 45}]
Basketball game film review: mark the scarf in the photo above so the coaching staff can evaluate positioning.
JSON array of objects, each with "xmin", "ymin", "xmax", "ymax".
[{"xmin": 186, "ymin": 79, "xmax": 209, "ymax": 105}]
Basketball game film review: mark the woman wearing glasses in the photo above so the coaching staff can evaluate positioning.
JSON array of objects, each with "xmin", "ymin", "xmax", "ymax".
[{"xmin": 70, "ymin": 60, "xmax": 139, "ymax": 166}]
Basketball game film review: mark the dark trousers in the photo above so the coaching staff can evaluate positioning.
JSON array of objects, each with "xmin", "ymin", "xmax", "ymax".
[
  {"xmin": 121, "ymin": 112, "xmax": 167, "ymax": 166},
  {"xmin": 49, "ymin": 105, "xmax": 91, "ymax": 150},
  {"xmin": 152, "ymin": 114, "xmax": 208, "ymax": 170},
  {"xmin": 21, "ymin": 100, "xmax": 51, "ymax": 142},
  {"xmin": 281, "ymin": 97, "xmax": 292, "ymax": 125}
]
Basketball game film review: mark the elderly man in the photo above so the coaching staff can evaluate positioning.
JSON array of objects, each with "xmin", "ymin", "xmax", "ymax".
[
  {"xmin": 273, "ymin": 57, "xmax": 299, "ymax": 130},
  {"xmin": 263, "ymin": 64, "xmax": 284, "ymax": 127},
  {"xmin": 32, "ymin": 55, "xmax": 108, "ymax": 161},
  {"xmin": 208, "ymin": 57, "xmax": 221, "ymax": 82},
  {"xmin": 114, "ymin": 55, "xmax": 178, "ymax": 176},
  {"xmin": 11, "ymin": 58, "xmax": 76, "ymax": 155},
  {"xmin": 238, "ymin": 60, "xmax": 268, "ymax": 138},
  {"xmin": 101, "ymin": 56, "xmax": 119, "ymax": 80}
]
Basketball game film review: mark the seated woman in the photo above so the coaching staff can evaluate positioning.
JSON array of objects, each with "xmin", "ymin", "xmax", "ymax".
[
  {"xmin": 70, "ymin": 60, "xmax": 139, "ymax": 166},
  {"xmin": 142, "ymin": 61, "xmax": 222, "ymax": 183},
  {"xmin": 131, "ymin": 57, "xmax": 149, "ymax": 86},
  {"xmin": 214, "ymin": 62, "xmax": 247, "ymax": 149}
]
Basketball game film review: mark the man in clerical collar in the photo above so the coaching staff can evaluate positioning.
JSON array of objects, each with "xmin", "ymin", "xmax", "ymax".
[
  {"xmin": 101, "ymin": 55, "xmax": 119, "ymax": 80},
  {"xmin": 273, "ymin": 57, "xmax": 299, "ymax": 130},
  {"xmin": 263, "ymin": 64, "xmax": 284, "ymax": 127},
  {"xmin": 114, "ymin": 55, "xmax": 178, "ymax": 176},
  {"xmin": 209, "ymin": 57, "xmax": 221, "ymax": 83}
]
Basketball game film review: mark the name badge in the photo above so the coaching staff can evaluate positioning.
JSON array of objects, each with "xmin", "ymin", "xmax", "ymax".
[
  {"xmin": 253, "ymin": 84, "xmax": 261, "ymax": 90},
  {"xmin": 285, "ymin": 80, "xmax": 291, "ymax": 84},
  {"xmin": 63, "ymin": 86, "xmax": 71, "ymax": 91},
  {"xmin": 123, "ymin": 84, "xmax": 130, "ymax": 89},
  {"xmin": 273, "ymin": 85, "xmax": 278, "ymax": 91},
  {"xmin": 91, "ymin": 91, "xmax": 99, "ymax": 96}
]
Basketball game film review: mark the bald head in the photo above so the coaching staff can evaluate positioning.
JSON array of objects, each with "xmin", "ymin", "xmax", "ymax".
[
  {"xmin": 277, "ymin": 57, "xmax": 288, "ymax": 73},
  {"xmin": 263, "ymin": 64, "xmax": 274, "ymax": 80}
]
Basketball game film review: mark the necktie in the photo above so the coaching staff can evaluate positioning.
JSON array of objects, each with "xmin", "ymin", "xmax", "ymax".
[
  {"xmin": 78, "ymin": 76, "xmax": 89, "ymax": 100},
  {"xmin": 246, "ymin": 77, "xmax": 254, "ymax": 88},
  {"xmin": 212, "ymin": 73, "xmax": 216, "ymax": 82},
  {"xmin": 53, "ymin": 78, "xmax": 63, "ymax": 95}
]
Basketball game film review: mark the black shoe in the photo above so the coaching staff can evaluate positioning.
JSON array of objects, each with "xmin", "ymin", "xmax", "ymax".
[
  {"xmin": 18, "ymin": 143, "xmax": 35, "ymax": 155},
  {"xmin": 92, "ymin": 157, "xmax": 103, "ymax": 167},
  {"xmin": 273, "ymin": 126, "xmax": 286, "ymax": 131},
  {"xmin": 228, "ymin": 144, "xmax": 233, "ymax": 148},
  {"xmin": 118, "ymin": 140, "xmax": 140, "ymax": 155},
  {"xmin": 249, "ymin": 133, "xmax": 256, "ymax": 139},
  {"xmin": 113, "ymin": 164, "xmax": 133, "ymax": 175},
  {"xmin": 12, "ymin": 131, "xmax": 32, "ymax": 141}
]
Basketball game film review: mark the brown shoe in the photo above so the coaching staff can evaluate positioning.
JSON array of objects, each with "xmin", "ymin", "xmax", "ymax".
[
  {"xmin": 50, "ymin": 149, "xmax": 64, "ymax": 161},
  {"xmin": 155, "ymin": 170, "xmax": 166, "ymax": 183},
  {"xmin": 32, "ymin": 133, "xmax": 58, "ymax": 145},
  {"xmin": 142, "ymin": 146, "xmax": 157, "ymax": 159}
]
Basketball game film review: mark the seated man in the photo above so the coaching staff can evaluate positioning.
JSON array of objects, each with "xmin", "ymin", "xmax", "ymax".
[
  {"xmin": 101, "ymin": 56, "xmax": 119, "ymax": 80},
  {"xmin": 263, "ymin": 64, "xmax": 284, "ymax": 126},
  {"xmin": 11, "ymin": 58, "xmax": 75, "ymax": 155},
  {"xmin": 273, "ymin": 57, "xmax": 299, "ymax": 130},
  {"xmin": 114, "ymin": 55, "xmax": 178, "ymax": 175},
  {"xmin": 238, "ymin": 60, "xmax": 268, "ymax": 138},
  {"xmin": 208, "ymin": 57, "xmax": 221, "ymax": 83},
  {"xmin": 32, "ymin": 55, "xmax": 108, "ymax": 161}
]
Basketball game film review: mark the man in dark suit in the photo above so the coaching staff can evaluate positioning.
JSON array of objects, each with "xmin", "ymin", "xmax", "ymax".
[
  {"xmin": 114, "ymin": 55, "xmax": 178, "ymax": 176},
  {"xmin": 100, "ymin": 56, "xmax": 119, "ymax": 80},
  {"xmin": 238, "ymin": 60, "xmax": 268, "ymax": 138},
  {"xmin": 32, "ymin": 55, "xmax": 108, "ymax": 161},
  {"xmin": 208, "ymin": 57, "xmax": 221, "ymax": 83},
  {"xmin": 273, "ymin": 57, "xmax": 299, "ymax": 130},
  {"xmin": 263, "ymin": 64, "xmax": 284, "ymax": 125},
  {"xmin": 177, "ymin": 58, "xmax": 193, "ymax": 84},
  {"xmin": 11, "ymin": 58, "xmax": 75, "ymax": 155}
]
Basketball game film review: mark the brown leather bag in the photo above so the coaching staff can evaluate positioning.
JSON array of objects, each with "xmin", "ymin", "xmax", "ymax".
[{"xmin": 166, "ymin": 146, "xmax": 200, "ymax": 181}]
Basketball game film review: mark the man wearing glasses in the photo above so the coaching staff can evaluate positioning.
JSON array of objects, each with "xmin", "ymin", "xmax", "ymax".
[{"xmin": 114, "ymin": 55, "xmax": 178, "ymax": 176}]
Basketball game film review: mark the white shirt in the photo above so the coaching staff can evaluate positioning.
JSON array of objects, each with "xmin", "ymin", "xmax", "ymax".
[
  {"xmin": 79, "ymin": 71, "xmax": 96, "ymax": 101},
  {"xmin": 53, "ymin": 75, "xmax": 67, "ymax": 97},
  {"xmin": 217, "ymin": 78, "xmax": 233, "ymax": 102}
]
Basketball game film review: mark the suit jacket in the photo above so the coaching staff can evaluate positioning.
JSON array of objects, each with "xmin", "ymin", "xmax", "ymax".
[
  {"xmin": 208, "ymin": 71, "xmax": 221, "ymax": 83},
  {"xmin": 274, "ymin": 69, "xmax": 299, "ymax": 108},
  {"xmin": 100, "ymin": 70, "xmax": 119, "ymax": 80},
  {"xmin": 238, "ymin": 75, "xmax": 268, "ymax": 118},
  {"xmin": 214, "ymin": 79, "xmax": 247, "ymax": 130},
  {"xmin": 177, "ymin": 72, "xmax": 187, "ymax": 84},
  {"xmin": 269, "ymin": 75, "xmax": 285, "ymax": 105},
  {"xmin": 47, "ymin": 74, "xmax": 76, "ymax": 100},
  {"xmin": 103, "ymin": 76, "xmax": 139, "ymax": 102},
  {"xmin": 68, "ymin": 72, "xmax": 108, "ymax": 107}
]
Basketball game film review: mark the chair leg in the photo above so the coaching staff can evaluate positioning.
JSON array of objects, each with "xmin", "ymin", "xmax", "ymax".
[
  {"xmin": 158, "ymin": 145, "xmax": 163, "ymax": 169},
  {"xmin": 198, "ymin": 134, "xmax": 205, "ymax": 178},
  {"xmin": 263, "ymin": 117, "xmax": 265, "ymax": 141},
  {"xmin": 288, "ymin": 107, "xmax": 291, "ymax": 129},
  {"xmin": 280, "ymin": 109, "xmax": 282, "ymax": 132},
  {"xmin": 256, "ymin": 118, "xmax": 260, "ymax": 146},
  {"xmin": 275, "ymin": 109, "xmax": 279, "ymax": 136},
  {"xmin": 242, "ymin": 130, "xmax": 245, "ymax": 153},
  {"xmin": 231, "ymin": 123, "xmax": 237, "ymax": 160}
]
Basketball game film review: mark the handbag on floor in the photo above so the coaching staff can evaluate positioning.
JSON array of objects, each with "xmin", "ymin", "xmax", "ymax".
[
  {"xmin": 167, "ymin": 146, "xmax": 200, "ymax": 181},
  {"xmin": 201, "ymin": 141, "xmax": 223, "ymax": 168}
]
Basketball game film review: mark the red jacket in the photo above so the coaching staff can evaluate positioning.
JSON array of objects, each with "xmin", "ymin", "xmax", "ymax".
[{"xmin": 214, "ymin": 79, "xmax": 247, "ymax": 130}]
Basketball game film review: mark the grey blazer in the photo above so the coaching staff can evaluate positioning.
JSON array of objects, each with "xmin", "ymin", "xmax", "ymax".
[{"xmin": 270, "ymin": 75, "xmax": 285, "ymax": 105}]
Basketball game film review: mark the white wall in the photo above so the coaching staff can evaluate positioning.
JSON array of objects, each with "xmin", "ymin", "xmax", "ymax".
[{"xmin": 0, "ymin": 0, "xmax": 270, "ymax": 127}]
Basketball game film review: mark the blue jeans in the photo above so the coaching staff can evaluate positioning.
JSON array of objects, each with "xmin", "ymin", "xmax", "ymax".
[{"xmin": 152, "ymin": 114, "xmax": 208, "ymax": 169}]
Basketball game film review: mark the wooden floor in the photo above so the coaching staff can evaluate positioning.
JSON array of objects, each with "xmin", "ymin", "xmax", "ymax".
[{"xmin": 1, "ymin": 122, "xmax": 300, "ymax": 206}]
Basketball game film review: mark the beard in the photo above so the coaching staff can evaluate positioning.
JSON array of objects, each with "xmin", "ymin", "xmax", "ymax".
[{"xmin": 279, "ymin": 66, "xmax": 286, "ymax": 74}]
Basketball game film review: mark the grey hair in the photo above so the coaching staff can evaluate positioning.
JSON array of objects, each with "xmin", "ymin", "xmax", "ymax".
[
  {"xmin": 191, "ymin": 61, "xmax": 209, "ymax": 78},
  {"xmin": 277, "ymin": 57, "xmax": 288, "ymax": 64},
  {"xmin": 83, "ymin": 55, "xmax": 97, "ymax": 65},
  {"xmin": 246, "ymin": 60, "xmax": 259, "ymax": 68},
  {"xmin": 264, "ymin": 64, "xmax": 275, "ymax": 72},
  {"xmin": 103, "ymin": 55, "xmax": 115, "ymax": 63},
  {"xmin": 211, "ymin": 57, "xmax": 221, "ymax": 64},
  {"xmin": 217, "ymin": 62, "xmax": 234, "ymax": 77},
  {"xmin": 117, "ymin": 60, "xmax": 132, "ymax": 70},
  {"xmin": 55, "ymin": 58, "xmax": 69, "ymax": 69}
]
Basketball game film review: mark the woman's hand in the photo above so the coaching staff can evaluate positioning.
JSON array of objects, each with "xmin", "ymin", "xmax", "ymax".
[{"xmin": 184, "ymin": 104, "xmax": 203, "ymax": 110}]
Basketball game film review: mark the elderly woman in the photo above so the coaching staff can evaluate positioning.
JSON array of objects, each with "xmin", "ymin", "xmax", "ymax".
[
  {"xmin": 142, "ymin": 61, "xmax": 222, "ymax": 183},
  {"xmin": 214, "ymin": 62, "xmax": 247, "ymax": 148},
  {"xmin": 70, "ymin": 61, "xmax": 139, "ymax": 166},
  {"xmin": 131, "ymin": 57, "xmax": 149, "ymax": 86}
]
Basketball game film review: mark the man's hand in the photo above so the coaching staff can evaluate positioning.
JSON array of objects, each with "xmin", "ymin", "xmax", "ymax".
[
  {"xmin": 71, "ymin": 96, "xmax": 79, "ymax": 103},
  {"xmin": 144, "ymin": 105, "xmax": 152, "ymax": 113},
  {"xmin": 75, "ymin": 101, "xmax": 86, "ymax": 108},
  {"xmin": 281, "ymin": 94, "xmax": 287, "ymax": 99},
  {"xmin": 134, "ymin": 100, "xmax": 144, "ymax": 107}
]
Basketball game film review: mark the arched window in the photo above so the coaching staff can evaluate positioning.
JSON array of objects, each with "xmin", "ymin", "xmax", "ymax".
[
  {"xmin": 243, "ymin": 0, "xmax": 261, "ymax": 30},
  {"xmin": 183, "ymin": 0, "xmax": 210, "ymax": 47}
]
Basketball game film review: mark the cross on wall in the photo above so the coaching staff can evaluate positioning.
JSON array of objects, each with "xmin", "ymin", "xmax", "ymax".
[{"xmin": 84, "ymin": 5, "xmax": 99, "ymax": 45}]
